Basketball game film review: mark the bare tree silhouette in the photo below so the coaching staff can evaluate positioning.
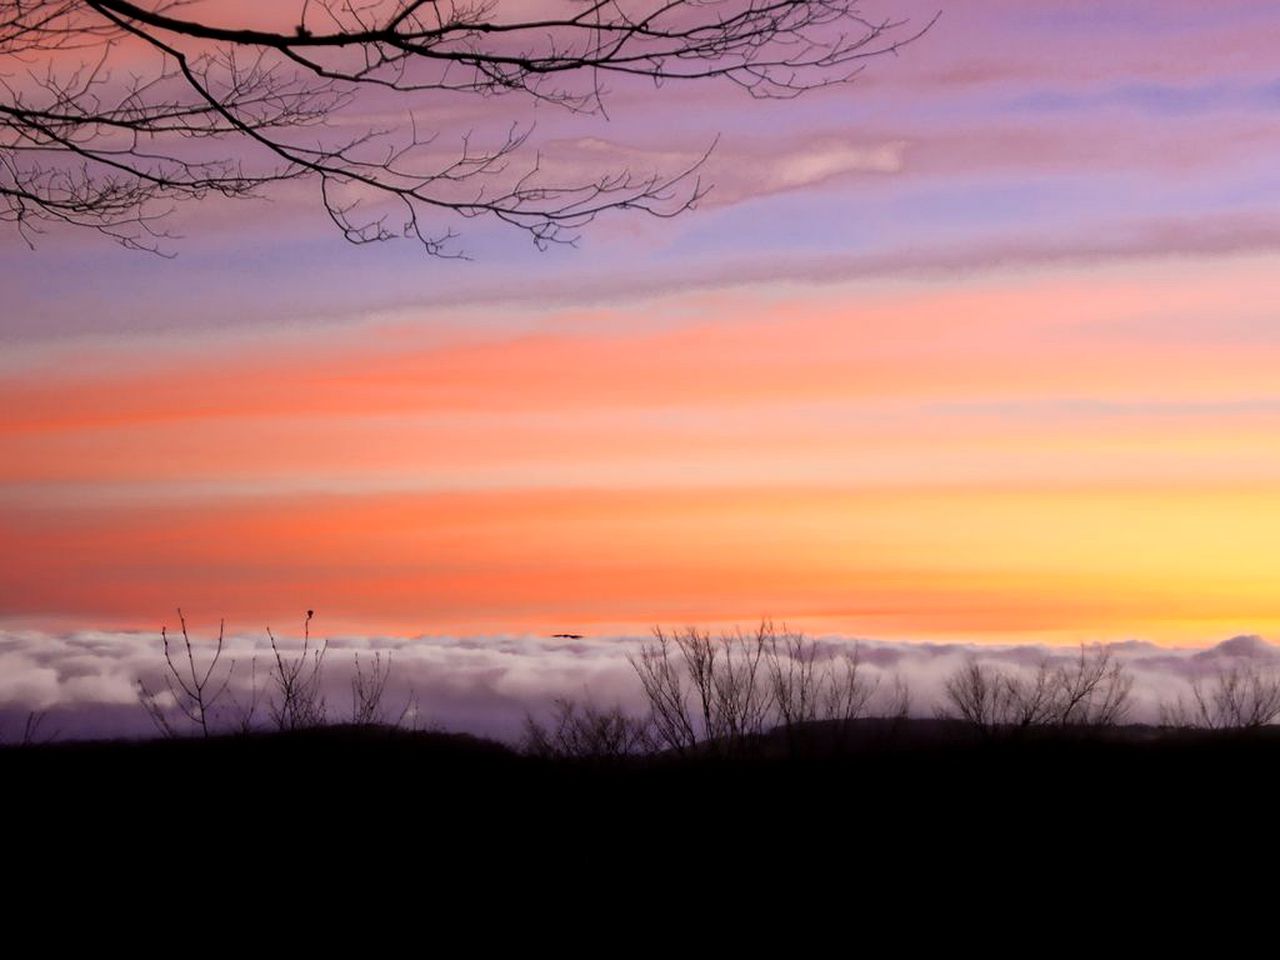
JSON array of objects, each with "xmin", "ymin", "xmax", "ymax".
[
  {"xmin": 628, "ymin": 624, "xmax": 774, "ymax": 755},
  {"xmin": 349, "ymin": 650, "xmax": 417, "ymax": 727},
  {"xmin": 350, "ymin": 651, "xmax": 392, "ymax": 727},
  {"xmin": 133, "ymin": 609, "xmax": 430, "ymax": 735},
  {"xmin": 941, "ymin": 644, "xmax": 1133, "ymax": 738},
  {"xmin": 136, "ymin": 608, "xmax": 235, "ymax": 737},
  {"xmin": 630, "ymin": 621, "xmax": 910, "ymax": 756},
  {"xmin": 628, "ymin": 626, "xmax": 701, "ymax": 753},
  {"xmin": 940, "ymin": 659, "xmax": 1008, "ymax": 737},
  {"xmin": 765, "ymin": 627, "xmax": 823, "ymax": 731},
  {"xmin": 1052, "ymin": 643, "xmax": 1132, "ymax": 728},
  {"xmin": 1, "ymin": 1, "xmax": 933, "ymax": 253},
  {"xmin": 522, "ymin": 696, "xmax": 653, "ymax": 759},
  {"xmin": 1160, "ymin": 661, "xmax": 1280, "ymax": 731},
  {"xmin": 765, "ymin": 630, "xmax": 885, "ymax": 750},
  {"xmin": 267, "ymin": 609, "xmax": 328, "ymax": 731}
]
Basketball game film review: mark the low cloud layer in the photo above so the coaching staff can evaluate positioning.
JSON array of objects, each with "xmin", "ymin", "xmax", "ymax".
[{"xmin": 2, "ymin": 627, "xmax": 1277, "ymax": 745}]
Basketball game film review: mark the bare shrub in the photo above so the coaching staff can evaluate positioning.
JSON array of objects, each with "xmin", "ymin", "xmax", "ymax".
[
  {"xmin": 941, "ymin": 660, "xmax": 1012, "ymax": 736},
  {"xmin": 350, "ymin": 652, "xmax": 392, "ymax": 727},
  {"xmin": 711, "ymin": 625, "xmax": 773, "ymax": 746},
  {"xmin": 523, "ymin": 698, "xmax": 653, "ymax": 760},
  {"xmin": 629, "ymin": 624, "xmax": 775, "ymax": 755},
  {"xmin": 1161, "ymin": 661, "xmax": 1280, "ymax": 730},
  {"xmin": 882, "ymin": 675, "xmax": 913, "ymax": 724},
  {"xmin": 631, "ymin": 622, "xmax": 908, "ymax": 756},
  {"xmin": 1003, "ymin": 662, "xmax": 1060, "ymax": 729},
  {"xmin": 628, "ymin": 627, "xmax": 702, "ymax": 754},
  {"xmin": 941, "ymin": 644, "xmax": 1133, "ymax": 737},
  {"xmin": 1053, "ymin": 644, "xmax": 1133, "ymax": 727},
  {"xmin": 765, "ymin": 631, "xmax": 882, "ymax": 750},
  {"xmin": 823, "ymin": 643, "xmax": 883, "ymax": 730},
  {"xmin": 766, "ymin": 629, "xmax": 824, "ymax": 730},
  {"xmin": 349, "ymin": 651, "xmax": 416, "ymax": 728},
  {"xmin": 136, "ymin": 609, "xmax": 235, "ymax": 738},
  {"xmin": 267, "ymin": 610, "xmax": 328, "ymax": 731}
]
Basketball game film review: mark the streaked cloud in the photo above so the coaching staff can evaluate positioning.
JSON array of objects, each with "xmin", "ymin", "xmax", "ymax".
[{"xmin": 6, "ymin": 1, "xmax": 1280, "ymax": 675}]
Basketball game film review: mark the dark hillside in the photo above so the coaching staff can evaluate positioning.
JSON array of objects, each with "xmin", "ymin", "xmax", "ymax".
[
  {"xmin": 8, "ymin": 719, "xmax": 1278, "ymax": 820},
  {"xmin": 8, "ymin": 719, "xmax": 1277, "ymax": 898}
]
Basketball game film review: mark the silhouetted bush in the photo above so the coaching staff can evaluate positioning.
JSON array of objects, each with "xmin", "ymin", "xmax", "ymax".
[
  {"xmin": 136, "ymin": 610, "xmax": 419, "ymax": 738},
  {"xmin": 522, "ymin": 698, "xmax": 654, "ymax": 760},
  {"xmin": 128, "ymin": 614, "xmax": 1280, "ymax": 754},
  {"xmin": 136, "ymin": 609, "xmax": 236, "ymax": 738},
  {"xmin": 628, "ymin": 621, "xmax": 910, "ymax": 757},
  {"xmin": 267, "ymin": 611, "xmax": 328, "ymax": 731},
  {"xmin": 940, "ymin": 644, "xmax": 1133, "ymax": 738},
  {"xmin": 1160, "ymin": 661, "xmax": 1280, "ymax": 730}
]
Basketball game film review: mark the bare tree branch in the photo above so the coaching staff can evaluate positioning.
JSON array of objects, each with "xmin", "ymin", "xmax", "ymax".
[
  {"xmin": 1161, "ymin": 660, "xmax": 1280, "ymax": 731},
  {"xmin": 350, "ymin": 650, "xmax": 416, "ymax": 727},
  {"xmin": 522, "ymin": 695, "xmax": 653, "ymax": 759},
  {"xmin": 2, "ymin": 1, "xmax": 933, "ymax": 253},
  {"xmin": 631, "ymin": 621, "xmax": 910, "ymax": 756},
  {"xmin": 941, "ymin": 645, "xmax": 1134, "ymax": 739},
  {"xmin": 135, "ymin": 607, "xmax": 235, "ymax": 737},
  {"xmin": 267, "ymin": 609, "xmax": 328, "ymax": 731}
]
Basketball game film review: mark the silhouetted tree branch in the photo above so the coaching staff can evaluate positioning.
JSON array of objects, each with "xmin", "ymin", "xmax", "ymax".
[
  {"xmin": 1, "ymin": 1, "xmax": 933, "ymax": 253},
  {"xmin": 1053, "ymin": 643, "xmax": 1132, "ymax": 727},
  {"xmin": 225, "ymin": 655, "xmax": 262, "ymax": 734},
  {"xmin": 630, "ymin": 621, "xmax": 911, "ymax": 756},
  {"xmin": 1160, "ymin": 661, "xmax": 1280, "ymax": 731},
  {"xmin": 21, "ymin": 708, "xmax": 58, "ymax": 745},
  {"xmin": 350, "ymin": 650, "xmax": 392, "ymax": 726},
  {"xmin": 1, "ymin": 709, "xmax": 57, "ymax": 746},
  {"xmin": 136, "ymin": 607, "xmax": 235, "ymax": 737},
  {"xmin": 941, "ymin": 644, "xmax": 1133, "ymax": 738},
  {"xmin": 349, "ymin": 650, "xmax": 416, "ymax": 727},
  {"xmin": 940, "ymin": 659, "xmax": 1006, "ymax": 737},
  {"xmin": 267, "ymin": 609, "xmax": 328, "ymax": 730},
  {"xmin": 766, "ymin": 630, "xmax": 881, "ymax": 751},
  {"xmin": 522, "ymin": 696, "xmax": 653, "ymax": 759},
  {"xmin": 628, "ymin": 624, "xmax": 772, "ymax": 755}
]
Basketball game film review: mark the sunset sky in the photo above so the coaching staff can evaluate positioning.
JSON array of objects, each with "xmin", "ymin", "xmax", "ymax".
[{"xmin": 5, "ymin": 0, "xmax": 1280, "ymax": 652}]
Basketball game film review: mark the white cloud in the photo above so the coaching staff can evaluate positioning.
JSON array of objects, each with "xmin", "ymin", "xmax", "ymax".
[
  {"xmin": 2, "ymin": 627, "xmax": 1276, "ymax": 744},
  {"xmin": 769, "ymin": 141, "xmax": 907, "ymax": 189},
  {"xmin": 537, "ymin": 134, "xmax": 907, "ymax": 209}
]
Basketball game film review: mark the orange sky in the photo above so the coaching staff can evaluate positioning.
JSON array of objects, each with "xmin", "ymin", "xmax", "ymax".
[
  {"xmin": 7, "ymin": 1, "xmax": 1280, "ymax": 650},
  {"xmin": 5, "ymin": 254, "xmax": 1280, "ymax": 644}
]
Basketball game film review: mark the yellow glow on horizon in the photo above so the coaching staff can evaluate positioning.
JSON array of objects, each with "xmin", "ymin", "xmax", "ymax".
[{"xmin": 5, "ymin": 254, "xmax": 1280, "ymax": 646}]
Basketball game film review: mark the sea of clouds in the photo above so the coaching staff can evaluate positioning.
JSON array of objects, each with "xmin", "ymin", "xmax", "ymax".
[{"xmin": 2, "ymin": 627, "xmax": 1277, "ymax": 744}]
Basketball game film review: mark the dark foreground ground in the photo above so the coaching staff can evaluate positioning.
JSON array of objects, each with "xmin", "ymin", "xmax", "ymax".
[
  {"xmin": 10, "ymin": 721, "xmax": 1270, "ymax": 925},
  {"xmin": 7, "ymin": 718, "xmax": 1278, "ymax": 827},
  {"xmin": 8, "ymin": 716, "xmax": 1280, "ymax": 907}
]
